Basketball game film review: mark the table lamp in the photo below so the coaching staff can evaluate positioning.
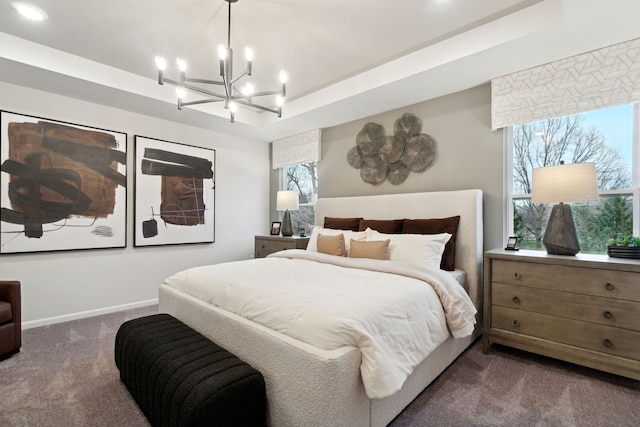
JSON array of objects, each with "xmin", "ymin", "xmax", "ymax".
[
  {"xmin": 531, "ymin": 161, "xmax": 598, "ymax": 255},
  {"xmin": 276, "ymin": 190, "xmax": 299, "ymax": 236}
]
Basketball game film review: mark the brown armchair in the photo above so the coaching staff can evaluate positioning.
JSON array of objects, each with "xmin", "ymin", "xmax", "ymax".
[{"xmin": 0, "ymin": 280, "xmax": 21, "ymax": 359}]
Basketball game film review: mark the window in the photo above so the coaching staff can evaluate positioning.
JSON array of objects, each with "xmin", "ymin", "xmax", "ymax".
[
  {"xmin": 507, "ymin": 104, "xmax": 639, "ymax": 253},
  {"xmin": 280, "ymin": 162, "xmax": 318, "ymax": 234}
]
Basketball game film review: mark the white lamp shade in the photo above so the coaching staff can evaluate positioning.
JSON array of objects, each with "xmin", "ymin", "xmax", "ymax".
[
  {"xmin": 276, "ymin": 190, "xmax": 299, "ymax": 211},
  {"xmin": 531, "ymin": 162, "xmax": 599, "ymax": 204}
]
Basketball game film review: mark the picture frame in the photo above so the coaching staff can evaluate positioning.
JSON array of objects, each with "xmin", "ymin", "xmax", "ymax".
[
  {"xmin": 505, "ymin": 236, "xmax": 519, "ymax": 251},
  {"xmin": 134, "ymin": 136, "xmax": 215, "ymax": 247},
  {"xmin": 1, "ymin": 110, "xmax": 127, "ymax": 254},
  {"xmin": 270, "ymin": 221, "xmax": 281, "ymax": 236}
]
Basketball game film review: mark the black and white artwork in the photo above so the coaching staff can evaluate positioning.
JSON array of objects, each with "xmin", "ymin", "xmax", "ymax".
[
  {"xmin": 134, "ymin": 136, "xmax": 215, "ymax": 247},
  {"xmin": 0, "ymin": 111, "xmax": 127, "ymax": 254}
]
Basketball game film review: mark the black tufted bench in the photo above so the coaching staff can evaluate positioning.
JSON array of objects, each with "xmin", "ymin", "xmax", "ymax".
[{"xmin": 115, "ymin": 313, "xmax": 266, "ymax": 427}]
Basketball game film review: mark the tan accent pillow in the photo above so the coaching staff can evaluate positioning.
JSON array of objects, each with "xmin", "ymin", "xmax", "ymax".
[
  {"xmin": 317, "ymin": 234, "xmax": 346, "ymax": 256},
  {"xmin": 349, "ymin": 239, "xmax": 390, "ymax": 260}
]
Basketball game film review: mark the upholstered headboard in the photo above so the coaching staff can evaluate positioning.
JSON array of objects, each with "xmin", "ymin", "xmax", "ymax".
[{"xmin": 314, "ymin": 190, "xmax": 483, "ymax": 308}]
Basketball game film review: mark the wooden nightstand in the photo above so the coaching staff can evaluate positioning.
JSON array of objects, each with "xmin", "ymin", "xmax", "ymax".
[
  {"xmin": 483, "ymin": 248, "xmax": 640, "ymax": 380},
  {"xmin": 254, "ymin": 235, "xmax": 309, "ymax": 258}
]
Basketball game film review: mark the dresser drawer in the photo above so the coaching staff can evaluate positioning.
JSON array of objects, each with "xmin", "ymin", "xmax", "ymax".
[
  {"xmin": 492, "ymin": 282, "xmax": 640, "ymax": 331},
  {"xmin": 491, "ymin": 306, "xmax": 640, "ymax": 361},
  {"xmin": 492, "ymin": 259, "xmax": 640, "ymax": 301}
]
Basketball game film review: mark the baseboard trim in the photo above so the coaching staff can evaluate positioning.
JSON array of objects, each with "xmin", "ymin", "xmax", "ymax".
[{"xmin": 22, "ymin": 299, "xmax": 159, "ymax": 329}]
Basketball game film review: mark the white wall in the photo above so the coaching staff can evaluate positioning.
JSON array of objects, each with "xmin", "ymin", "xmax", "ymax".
[{"xmin": 0, "ymin": 81, "xmax": 270, "ymax": 327}]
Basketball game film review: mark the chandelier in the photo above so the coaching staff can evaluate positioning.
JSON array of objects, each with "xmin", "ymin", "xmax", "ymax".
[{"xmin": 154, "ymin": 0, "xmax": 287, "ymax": 123}]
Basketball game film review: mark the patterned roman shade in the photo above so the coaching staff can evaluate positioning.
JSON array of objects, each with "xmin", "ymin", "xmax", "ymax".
[
  {"xmin": 491, "ymin": 37, "xmax": 640, "ymax": 130},
  {"xmin": 272, "ymin": 129, "xmax": 322, "ymax": 169}
]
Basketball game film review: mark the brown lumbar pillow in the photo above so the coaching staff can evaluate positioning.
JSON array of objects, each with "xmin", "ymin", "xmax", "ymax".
[
  {"xmin": 358, "ymin": 219, "xmax": 404, "ymax": 234},
  {"xmin": 348, "ymin": 239, "xmax": 390, "ymax": 260},
  {"xmin": 402, "ymin": 216, "xmax": 461, "ymax": 271},
  {"xmin": 323, "ymin": 217, "xmax": 363, "ymax": 231},
  {"xmin": 317, "ymin": 233, "xmax": 346, "ymax": 256}
]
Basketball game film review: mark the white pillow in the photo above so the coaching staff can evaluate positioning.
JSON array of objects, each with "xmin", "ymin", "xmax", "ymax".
[
  {"xmin": 307, "ymin": 226, "xmax": 368, "ymax": 254},
  {"xmin": 367, "ymin": 228, "xmax": 451, "ymax": 268}
]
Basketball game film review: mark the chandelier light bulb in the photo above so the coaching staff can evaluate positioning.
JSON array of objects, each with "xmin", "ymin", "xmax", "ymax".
[
  {"xmin": 228, "ymin": 102, "xmax": 238, "ymax": 112},
  {"xmin": 218, "ymin": 45, "xmax": 228, "ymax": 60},
  {"xmin": 155, "ymin": 56, "xmax": 167, "ymax": 71},
  {"xmin": 176, "ymin": 59, "xmax": 187, "ymax": 72},
  {"xmin": 176, "ymin": 87, "xmax": 186, "ymax": 99},
  {"xmin": 241, "ymin": 83, "xmax": 254, "ymax": 96},
  {"xmin": 276, "ymin": 96, "xmax": 285, "ymax": 107},
  {"xmin": 279, "ymin": 71, "xmax": 288, "ymax": 84},
  {"xmin": 245, "ymin": 47, "xmax": 254, "ymax": 62}
]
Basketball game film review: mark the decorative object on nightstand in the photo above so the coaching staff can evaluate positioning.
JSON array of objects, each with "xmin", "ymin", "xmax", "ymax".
[
  {"xmin": 254, "ymin": 235, "xmax": 309, "ymax": 258},
  {"xmin": 270, "ymin": 221, "xmax": 281, "ymax": 236},
  {"xmin": 483, "ymin": 249, "xmax": 640, "ymax": 380},
  {"xmin": 607, "ymin": 233, "xmax": 640, "ymax": 259},
  {"xmin": 277, "ymin": 190, "xmax": 298, "ymax": 237},
  {"xmin": 531, "ymin": 161, "xmax": 598, "ymax": 255}
]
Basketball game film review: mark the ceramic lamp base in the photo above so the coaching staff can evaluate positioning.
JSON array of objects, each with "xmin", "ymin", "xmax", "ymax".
[
  {"xmin": 281, "ymin": 210, "xmax": 293, "ymax": 236},
  {"xmin": 543, "ymin": 203, "xmax": 580, "ymax": 256}
]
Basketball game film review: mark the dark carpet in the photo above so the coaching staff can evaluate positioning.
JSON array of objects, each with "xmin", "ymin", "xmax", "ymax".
[{"xmin": 0, "ymin": 305, "xmax": 638, "ymax": 426}]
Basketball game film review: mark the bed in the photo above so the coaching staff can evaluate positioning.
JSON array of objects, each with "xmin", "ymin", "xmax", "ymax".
[{"xmin": 159, "ymin": 189, "xmax": 483, "ymax": 426}]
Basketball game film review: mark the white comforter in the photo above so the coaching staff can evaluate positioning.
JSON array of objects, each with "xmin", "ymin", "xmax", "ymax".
[{"xmin": 164, "ymin": 250, "xmax": 477, "ymax": 398}]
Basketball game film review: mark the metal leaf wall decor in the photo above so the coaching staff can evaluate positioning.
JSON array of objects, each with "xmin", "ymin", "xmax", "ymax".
[{"xmin": 347, "ymin": 113, "xmax": 436, "ymax": 185}]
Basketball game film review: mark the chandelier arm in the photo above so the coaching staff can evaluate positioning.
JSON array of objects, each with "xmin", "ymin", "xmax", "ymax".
[
  {"xmin": 183, "ymin": 77, "xmax": 225, "ymax": 86},
  {"xmin": 230, "ymin": 69, "xmax": 249, "ymax": 86},
  {"xmin": 221, "ymin": 74, "xmax": 232, "ymax": 103},
  {"xmin": 234, "ymin": 99, "xmax": 280, "ymax": 114},
  {"xmin": 182, "ymin": 84, "xmax": 227, "ymax": 100},
  {"xmin": 235, "ymin": 89, "xmax": 284, "ymax": 98},
  {"xmin": 181, "ymin": 99, "xmax": 223, "ymax": 107},
  {"xmin": 163, "ymin": 78, "xmax": 228, "ymax": 100}
]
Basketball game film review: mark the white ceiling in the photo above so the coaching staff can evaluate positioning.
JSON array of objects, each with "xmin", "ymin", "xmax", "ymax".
[{"xmin": 1, "ymin": 0, "xmax": 640, "ymax": 141}]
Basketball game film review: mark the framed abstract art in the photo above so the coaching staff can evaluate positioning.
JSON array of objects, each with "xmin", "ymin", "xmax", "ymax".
[
  {"xmin": 134, "ymin": 136, "xmax": 215, "ymax": 247},
  {"xmin": 0, "ymin": 111, "xmax": 127, "ymax": 254}
]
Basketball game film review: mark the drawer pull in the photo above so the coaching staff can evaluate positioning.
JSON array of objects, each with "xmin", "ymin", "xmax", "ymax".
[
  {"xmin": 603, "ymin": 339, "xmax": 613, "ymax": 348},
  {"xmin": 262, "ymin": 245, "xmax": 265, "ymax": 249},
  {"xmin": 512, "ymin": 296, "xmax": 520, "ymax": 304},
  {"xmin": 605, "ymin": 283, "xmax": 615, "ymax": 291},
  {"xmin": 603, "ymin": 311, "xmax": 613, "ymax": 319},
  {"xmin": 511, "ymin": 320, "xmax": 520, "ymax": 327},
  {"xmin": 512, "ymin": 272, "xmax": 521, "ymax": 280}
]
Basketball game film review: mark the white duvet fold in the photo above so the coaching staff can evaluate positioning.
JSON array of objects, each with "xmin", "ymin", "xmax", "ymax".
[{"xmin": 164, "ymin": 249, "xmax": 477, "ymax": 398}]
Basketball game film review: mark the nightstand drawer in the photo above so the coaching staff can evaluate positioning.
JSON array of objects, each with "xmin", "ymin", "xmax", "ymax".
[
  {"xmin": 256, "ymin": 240, "xmax": 295, "ymax": 258},
  {"xmin": 491, "ymin": 306, "xmax": 640, "ymax": 361},
  {"xmin": 254, "ymin": 235, "xmax": 309, "ymax": 259},
  {"xmin": 492, "ymin": 283, "xmax": 640, "ymax": 331},
  {"xmin": 492, "ymin": 259, "xmax": 640, "ymax": 301}
]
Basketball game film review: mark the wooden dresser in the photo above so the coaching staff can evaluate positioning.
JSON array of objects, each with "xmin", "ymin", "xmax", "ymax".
[
  {"xmin": 483, "ymin": 248, "xmax": 640, "ymax": 380},
  {"xmin": 254, "ymin": 235, "xmax": 309, "ymax": 259}
]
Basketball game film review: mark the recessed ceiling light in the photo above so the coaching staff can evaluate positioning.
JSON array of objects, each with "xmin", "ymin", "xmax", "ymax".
[{"xmin": 12, "ymin": 2, "xmax": 48, "ymax": 21}]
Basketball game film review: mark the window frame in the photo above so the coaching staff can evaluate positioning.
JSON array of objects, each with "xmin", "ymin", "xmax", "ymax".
[
  {"xmin": 504, "ymin": 104, "xmax": 640, "ymax": 248},
  {"xmin": 278, "ymin": 162, "xmax": 318, "ymax": 232}
]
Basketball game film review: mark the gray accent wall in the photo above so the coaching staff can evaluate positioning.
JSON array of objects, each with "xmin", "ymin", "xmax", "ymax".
[{"xmin": 315, "ymin": 84, "xmax": 504, "ymax": 251}]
